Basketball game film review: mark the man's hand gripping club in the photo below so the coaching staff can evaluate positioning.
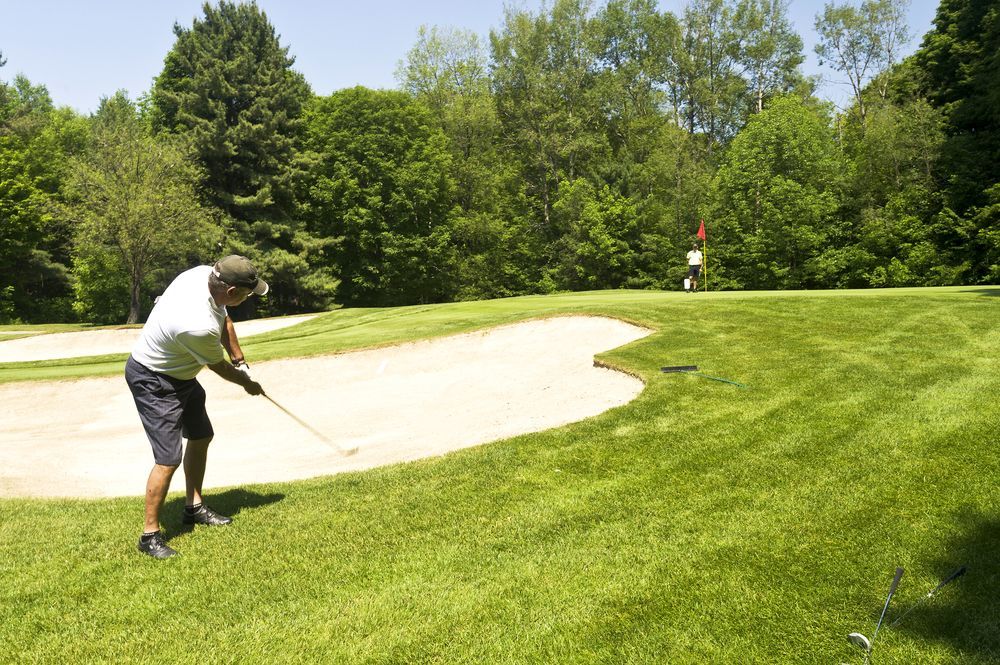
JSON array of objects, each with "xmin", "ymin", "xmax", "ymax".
[{"xmin": 208, "ymin": 358, "xmax": 264, "ymax": 395}]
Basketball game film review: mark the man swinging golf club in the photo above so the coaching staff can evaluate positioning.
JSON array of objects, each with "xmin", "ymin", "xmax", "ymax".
[{"xmin": 126, "ymin": 255, "xmax": 267, "ymax": 559}]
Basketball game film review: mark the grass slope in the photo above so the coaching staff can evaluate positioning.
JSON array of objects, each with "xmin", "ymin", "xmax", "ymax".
[{"xmin": 1, "ymin": 288, "xmax": 998, "ymax": 663}]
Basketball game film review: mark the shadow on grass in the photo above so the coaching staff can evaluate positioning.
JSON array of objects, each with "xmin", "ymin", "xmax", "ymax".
[
  {"xmin": 161, "ymin": 488, "xmax": 284, "ymax": 540},
  {"xmin": 893, "ymin": 508, "xmax": 1000, "ymax": 660},
  {"xmin": 967, "ymin": 288, "xmax": 1000, "ymax": 297}
]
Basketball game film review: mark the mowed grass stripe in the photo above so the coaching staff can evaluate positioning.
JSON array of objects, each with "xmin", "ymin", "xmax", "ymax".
[{"xmin": 1, "ymin": 288, "xmax": 998, "ymax": 663}]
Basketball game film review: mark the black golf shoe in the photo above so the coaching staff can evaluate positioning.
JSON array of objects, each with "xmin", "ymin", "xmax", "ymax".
[
  {"xmin": 183, "ymin": 504, "xmax": 233, "ymax": 526},
  {"xmin": 138, "ymin": 531, "xmax": 178, "ymax": 559}
]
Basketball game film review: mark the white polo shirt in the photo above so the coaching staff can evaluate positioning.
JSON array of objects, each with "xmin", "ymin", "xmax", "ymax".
[
  {"xmin": 131, "ymin": 265, "xmax": 227, "ymax": 380},
  {"xmin": 687, "ymin": 249, "xmax": 703, "ymax": 266}
]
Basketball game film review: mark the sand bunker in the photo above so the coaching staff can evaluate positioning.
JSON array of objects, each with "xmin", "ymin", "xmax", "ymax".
[
  {"xmin": 0, "ymin": 316, "xmax": 650, "ymax": 498},
  {"xmin": 0, "ymin": 315, "xmax": 317, "ymax": 362}
]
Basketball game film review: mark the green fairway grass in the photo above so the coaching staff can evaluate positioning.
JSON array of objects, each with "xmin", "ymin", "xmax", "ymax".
[{"xmin": 1, "ymin": 287, "xmax": 998, "ymax": 663}]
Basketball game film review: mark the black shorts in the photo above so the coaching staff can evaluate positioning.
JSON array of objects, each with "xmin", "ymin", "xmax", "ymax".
[
  {"xmin": 687, "ymin": 264, "xmax": 701, "ymax": 278},
  {"xmin": 125, "ymin": 356, "xmax": 213, "ymax": 466}
]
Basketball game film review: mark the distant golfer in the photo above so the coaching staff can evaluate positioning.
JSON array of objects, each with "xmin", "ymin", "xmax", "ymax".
[
  {"xmin": 126, "ymin": 255, "xmax": 268, "ymax": 559},
  {"xmin": 686, "ymin": 242, "xmax": 703, "ymax": 292}
]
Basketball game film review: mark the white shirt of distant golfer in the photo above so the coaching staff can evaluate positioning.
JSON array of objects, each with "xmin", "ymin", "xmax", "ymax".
[{"xmin": 687, "ymin": 249, "xmax": 703, "ymax": 266}]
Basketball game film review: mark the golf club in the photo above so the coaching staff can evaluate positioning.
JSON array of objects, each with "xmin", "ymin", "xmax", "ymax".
[
  {"xmin": 236, "ymin": 362, "xmax": 358, "ymax": 456},
  {"xmin": 660, "ymin": 365, "xmax": 747, "ymax": 388},
  {"xmin": 262, "ymin": 392, "xmax": 358, "ymax": 456},
  {"xmin": 889, "ymin": 566, "xmax": 966, "ymax": 628},
  {"xmin": 847, "ymin": 632, "xmax": 871, "ymax": 651},
  {"xmin": 848, "ymin": 566, "xmax": 904, "ymax": 664}
]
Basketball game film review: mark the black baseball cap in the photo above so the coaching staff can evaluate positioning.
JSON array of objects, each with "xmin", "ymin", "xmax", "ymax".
[{"xmin": 213, "ymin": 255, "xmax": 269, "ymax": 296}]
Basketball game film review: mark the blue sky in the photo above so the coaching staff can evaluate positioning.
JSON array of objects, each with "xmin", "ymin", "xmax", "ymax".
[{"xmin": 0, "ymin": 0, "xmax": 940, "ymax": 114}]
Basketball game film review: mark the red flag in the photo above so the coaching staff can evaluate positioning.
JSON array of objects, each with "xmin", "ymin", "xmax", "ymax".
[{"xmin": 697, "ymin": 219, "xmax": 706, "ymax": 240}]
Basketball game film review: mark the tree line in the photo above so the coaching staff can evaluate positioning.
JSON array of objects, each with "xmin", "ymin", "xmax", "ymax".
[{"xmin": 1, "ymin": 0, "xmax": 996, "ymax": 324}]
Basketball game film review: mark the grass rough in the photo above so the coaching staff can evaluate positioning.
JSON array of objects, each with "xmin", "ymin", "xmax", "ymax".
[{"xmin": 1, "ymin": 287, "xmax": 998, "ymax": 663}]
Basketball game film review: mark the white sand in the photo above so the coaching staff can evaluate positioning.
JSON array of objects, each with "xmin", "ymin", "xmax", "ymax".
[
  {"xmin": 0, "ymin": 316, "xmax": 650, "ymax": 498},
  {"xmin": 0, "ymin": 315, "xmax": 317, "ymax": 362}
]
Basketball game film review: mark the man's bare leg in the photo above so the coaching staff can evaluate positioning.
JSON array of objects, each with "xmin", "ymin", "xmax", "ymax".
[
  {"xmin": 144, "ymin": 463, "xmax": 178, "ymax": 533},
  {"xmin": 183, "ymin": 436, "xmax": 213, "ymax": 507}
]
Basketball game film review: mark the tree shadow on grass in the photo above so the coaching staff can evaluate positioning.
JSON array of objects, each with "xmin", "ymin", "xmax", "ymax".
[
  {"xmin": 966, "ymin": 288, "xmax": 1000, "ymax": 297},
  {"xmin": 161, "ymin": 488, "xmax": 284, "ymax": 540},
  {"xmin": 892, "ymin": 508, "xmax": 1000, "ymax": 661}
]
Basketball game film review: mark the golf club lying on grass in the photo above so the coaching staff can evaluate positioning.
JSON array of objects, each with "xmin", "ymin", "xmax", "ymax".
[
  {"xmin": 846, "ymin": 565, "xmax": 966, "ymax": 662},
  {"xmin": 660, "ymin": 365, "xmax": 747, "ymax": 388},
  {"xmin": 847, "ymin": 566, "xmax": 965, "ymax": 663},
  {"xmin": 889, "ymin": 566, "xmax": 966, "ymax": 628},
  {"xmin": 848, "ymin": 567, "xmax": 904, "ymax": 664}
]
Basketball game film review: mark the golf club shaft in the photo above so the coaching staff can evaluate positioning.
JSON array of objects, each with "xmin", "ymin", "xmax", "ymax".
[
  {"xmin": 889, "ymin": 566, "xmax": 966, "ymax": 628},
  {"xmin": 689, "ymin": 372, "xmax": 747, "ymax": 388},
  {"xmin": 263, "ymin": 393, "xmax": 337, "ymax": 448},
  {"xmin": 871, "ymin": 567, "xmax": 905, "ymax": 646}
]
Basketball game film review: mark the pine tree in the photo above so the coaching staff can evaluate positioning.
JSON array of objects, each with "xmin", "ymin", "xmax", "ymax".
[
  {"xmin": 151, "ymin": 1, "xmax": 311, "ymax": 223},
  {"xmin": 150, "ymin": 1, "xmax": 334, "ymax": 315},
  {"xmin": 915, "ymin": 0, "xmax": 1000, "ymax": 216}
]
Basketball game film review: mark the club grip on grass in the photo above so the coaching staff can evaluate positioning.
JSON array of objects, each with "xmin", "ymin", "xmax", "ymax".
[
  {"xmin": 933, "ymin": 566, "xmax": 966, "ymax": 593},
  {"xmin": 887, "ymin": 567, "xmax": 904, "ymax": 596}
]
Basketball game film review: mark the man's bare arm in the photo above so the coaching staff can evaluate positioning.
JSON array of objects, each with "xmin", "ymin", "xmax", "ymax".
[
  {"xmin": 208, "ymin": 360, "xmax": 263, "ymax": 395},
  {"xmin": 220, "ymin": 316, "xmax": 245, "ymax": 364}
]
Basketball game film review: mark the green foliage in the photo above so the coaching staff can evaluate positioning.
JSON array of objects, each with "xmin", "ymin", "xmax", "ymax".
[
  {"xmin": 397, "ymin": 26, "xmax": 537, "ymax": 300},
  {"xmin": 303, "ymin": 87, "xmax": 457, "ymax": 306},
  {"xmin": 150, "ymin": 1, "xmax": 337, "ymax": 314},
  {"xmin": 227, "ymin": 228, "xmax": 338, "ymax": 319},
  {"xmin": 675, "ymin": 0, "xmax": 747, "ymax": 144},
  {"xmin": 150, "ymin": 0, "xmax": 311, "ymax": 223},
  {"xmin": 713, "ymin": 95, "xmax": 846, "ymax": 288},
  {"xmin": 448, "ymin": 210, "xmax": 543, "ymax": 300},
  {"xmin": 633, "ymin": 122, "xmax": 714, "ymax": 282},
  {"xmin": 5, "ymin": 0, "xmax": 1000, "ymax": 319},
  {"xmin": 593, "ymin": 0, "xmax": 673, "ymax": 177},
  {"xmin": 835, "ymin": 98, "xmax": 956, "ymax": 286},
  {"xmin": 64, "ymin": 92, "xmax": 217, "ymax": 324},
  {"xmin": 0, "ymin": 77, "xmax": 84, "ymax": 323},
  {"xmin": 491, "ymin": 0, "xmax": 610, "ymax": 231},
  {"xmin": 913, "ymin": 0, "xmax": 1000, "ymax": 282},
  {"xmin": 814, "ymin": 0, "xmax": 911, "ymax": 122},
  {"xmin": 551, "ymin": 179, "xmax": 640, "ymax": 289},
  {"xmin": 730, "ymin": 0, "xmax": 806, "ymax": 115},
  {"xmin": 0, "ymin": 74, "xmax": 54, "ymax": 138},
  {"xmin": 974, "ymin": 184, "xmax": 1000, "ymax": 282},
  {"xmin": 0, "ymin": 136, "xmax": 51, "ymax": 321},
  {"xmin": 71, "ymin": 246, "xmax": 131, "ymax": 323}
]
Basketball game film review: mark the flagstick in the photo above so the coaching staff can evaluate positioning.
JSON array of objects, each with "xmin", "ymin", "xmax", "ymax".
[
  {"xmin": 696, "ymin": 219, "xmax": 708, "ymax": 293},
  {"xmin": 703, "ymin": 238, "xmax": 708, "ymax": 292}
]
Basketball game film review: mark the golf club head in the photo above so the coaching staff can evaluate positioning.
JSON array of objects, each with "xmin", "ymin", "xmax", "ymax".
[{"xmin": 848, "ymin": 632, "xmax": 872, "ymax": 651}]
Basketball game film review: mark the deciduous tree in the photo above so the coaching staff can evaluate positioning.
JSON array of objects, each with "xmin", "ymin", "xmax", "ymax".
[
  {"xmin": 814, "ymin": 0, "xmax": 911, "ymax": 122},
  {"xmin": 713, "ymin": 95, "xmax": 846, "ymax": 288},
  {"xmin": 731, "ymin": 0, "xmax": 806, "ymax": 115},
  {"xmin": 0, "ymin": 76, "xmax": 85, "ymax": 322},
  {"xmin": 66, "ymin": 93, "xmax": 216, "ymax": 323},
  {"xmin": 490, "ymin": 0, "xmax": 609, "ymax": 232},
  {"xmin": 303, "ymin": 88, "xmax": 456, "ymax": 306}
]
